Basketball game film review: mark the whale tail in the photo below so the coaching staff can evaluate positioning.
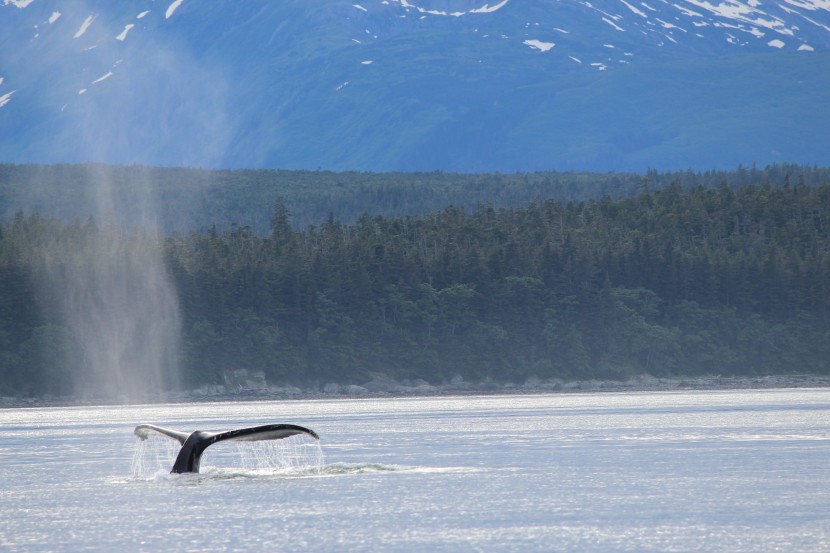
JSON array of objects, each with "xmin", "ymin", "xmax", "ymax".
[{"xmin": 134, "ymin": 423, "xmax": 320, "ymax": 473}]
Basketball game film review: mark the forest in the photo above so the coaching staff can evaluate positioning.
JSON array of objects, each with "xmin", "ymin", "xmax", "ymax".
[
  {"xmin": 2, "ymin": 162, "xmax": 829, "ymax": 232},
  {"xmin": 0, "ymin": 166, "xmax": 829, "ymax": 396}
]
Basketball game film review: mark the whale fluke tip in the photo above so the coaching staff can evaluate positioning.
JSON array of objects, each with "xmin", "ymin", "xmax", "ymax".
[{"xmin": 134, "ymin": 423, "xmax": 189, "ymax": 444}]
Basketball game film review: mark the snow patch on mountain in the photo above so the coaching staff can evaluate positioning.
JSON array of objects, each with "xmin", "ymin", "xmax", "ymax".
[
  {"xmin": 396, "ymin": 0, "xmax": 511, "ymax": 17},
  {"xmin": 682, "ymin": 0, "xmax": 796, "ymax": 36},
  {"xmin": 116, "ymin": 24, "xmax": 135, "ymax": 41},
  {"xmin": 524, "ymin": 39, "xmax": 555, "ymax": 52},
  {"xmin": 621, "ymin": 0, "xmax": 648, "ymax": 18},
  {"xmin": 166, "ymin": 0, "xmax": 185, "ymax": 19},
  {"xmin": 0, "ymin": 90, "xmax": 14, "ymax": 108},
  {"xmin": 784, "ymin": 0, "xmax": 830, "ymax": 10},
  {"xmin": 73, "ymin": 15, "xmax": 95, "ymax": 39},
  {"xmin": 603, "ymin": 17, "xmax": 626, "ymax": 31},
  {"xmin": 799, "ymin": 12, "xmax": 830, "ymax": 32},
  {"xmin": 91, "ymin": 72, "xmax": 113, "ymax": 85},
  {"xmin": 656, "ymin": 18, "xmax": 684, "ymax": 30},
  {"xmin": 470, "ymin": 0, "xmax": 511, "ymax": 14}
]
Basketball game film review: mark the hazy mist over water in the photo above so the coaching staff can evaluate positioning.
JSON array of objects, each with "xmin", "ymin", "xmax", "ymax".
[
  {"xmin": 18, "ymin": 0, "xmax": 236, "ymax": 401},
  {"xmin": 35, "ymin": 165, "xmax": 182, "ymax": 401},
  {"xmin": 38, "ymin": 0, "xmax": 242, "ymax": 401}
]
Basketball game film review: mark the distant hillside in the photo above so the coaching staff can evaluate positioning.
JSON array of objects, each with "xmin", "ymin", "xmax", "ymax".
[
  {"xmin": 1, "ymin": 1, "xmax": 829, "ymax": 172},
  {"xmin": 2, "ymin": 163, "xmax": 829, "ymax": 234}
]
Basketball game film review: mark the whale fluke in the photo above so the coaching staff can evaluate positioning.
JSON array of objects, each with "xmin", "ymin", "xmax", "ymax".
[{"xmin": 134, "ymin": 423, "xmax": 320, "ymax": 473}]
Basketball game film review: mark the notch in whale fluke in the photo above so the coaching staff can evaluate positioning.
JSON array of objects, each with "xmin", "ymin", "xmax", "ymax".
[{"xmin": 134, "ymin": 423, "xmax": 320, "ymax": 474}]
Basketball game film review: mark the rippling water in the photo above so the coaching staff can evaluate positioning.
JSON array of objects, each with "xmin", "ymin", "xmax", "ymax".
[{"xmin": 1, "ymin": 389, "xmax": 828, "ymax": 552}]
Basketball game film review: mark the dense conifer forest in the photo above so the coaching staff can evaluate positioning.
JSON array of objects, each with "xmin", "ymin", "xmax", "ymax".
[
  {"xmin": 3, "ymin": 162, "xmax": 829, "ymax": 232},
  {"xmin": 1, "ymin": 164, "xmax": 828, "ymax": 397}
]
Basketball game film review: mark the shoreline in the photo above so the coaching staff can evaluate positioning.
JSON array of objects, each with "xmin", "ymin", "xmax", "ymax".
[{"xmin": 2, "ymin": 373, "xmax": 830, "ymax": 409}]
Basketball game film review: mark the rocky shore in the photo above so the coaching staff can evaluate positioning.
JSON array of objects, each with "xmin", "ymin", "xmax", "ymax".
[{"xmin": 3, "ymin": 373, "xmax": 830, "ymax": 408}]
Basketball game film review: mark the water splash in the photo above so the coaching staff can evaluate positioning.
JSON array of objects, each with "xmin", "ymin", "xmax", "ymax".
[
  {"xmin": 129, "ymin": 437, "xmax": 147, "ymax": 476},
  {"xmin": 130, "ymin": 433, "xmax": 324, "ymax": 479},
  {"xmin": 130, "ymin": 434, "xmax": 181, "ymax": 478},
  {"xmin": 234, "ymin": 434, "xmax": 325, "ymax": 473}
]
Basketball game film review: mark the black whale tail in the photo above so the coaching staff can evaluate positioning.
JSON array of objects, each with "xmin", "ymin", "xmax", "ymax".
[{"xmin": 134, "ymin": 423, "xmax": 320, "ymax": 474}]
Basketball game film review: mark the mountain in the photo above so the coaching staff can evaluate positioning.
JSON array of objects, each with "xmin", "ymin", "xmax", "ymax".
[{"xmin": 1, "ymin": 0, "xmax": 829, "ymax": 172}]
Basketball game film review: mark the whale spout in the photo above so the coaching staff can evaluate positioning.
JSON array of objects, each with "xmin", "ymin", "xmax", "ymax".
[{"xmin": 134, "ymin": 423, "xmax": 320, "ymax": 473}]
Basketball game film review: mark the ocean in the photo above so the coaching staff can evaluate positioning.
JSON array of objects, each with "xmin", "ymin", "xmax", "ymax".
[{"xmin": 1, "ymin": 389, "xmax": 828, "ymax": 552}]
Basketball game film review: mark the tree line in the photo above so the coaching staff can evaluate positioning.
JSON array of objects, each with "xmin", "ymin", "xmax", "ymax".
[
  {"xmin": 2, "ymin": 162, "xmax": 829, "ymax": 233},
  {"xmin": 1, "ymin": 178, "xmax": 828, "ymax": 396}
]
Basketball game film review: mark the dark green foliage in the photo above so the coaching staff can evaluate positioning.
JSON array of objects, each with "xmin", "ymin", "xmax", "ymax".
[
  {"xmin": 1, "ymin": 166, "xmax": 829, "ymax": 396},
  {"xmin": 3, "ymin": 162, "xmax": 830, "ymax": 234}
]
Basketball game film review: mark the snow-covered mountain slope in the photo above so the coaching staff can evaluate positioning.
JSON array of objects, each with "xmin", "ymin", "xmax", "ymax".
[{"xmin": 1, "ymin": 0, "xmax": 828, "ymax": 172}]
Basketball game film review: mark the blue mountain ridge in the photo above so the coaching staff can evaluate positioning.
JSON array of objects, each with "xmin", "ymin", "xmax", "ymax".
[{"xmin": 1, "ymin": 0, "xmax": 828, "ymax": 172}]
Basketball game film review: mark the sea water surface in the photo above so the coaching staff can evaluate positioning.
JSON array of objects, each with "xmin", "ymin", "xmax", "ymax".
[{"xmin": 1, "ymin": 389, "xmax": 828, "ymax": 552}]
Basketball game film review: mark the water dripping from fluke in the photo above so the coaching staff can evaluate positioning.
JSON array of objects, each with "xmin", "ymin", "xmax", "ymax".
[{"xmin": 132, "ymin": 423, "xmax": 321, "ymax": 475}]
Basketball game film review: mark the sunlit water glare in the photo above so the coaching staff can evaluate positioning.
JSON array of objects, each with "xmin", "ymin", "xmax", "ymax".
[{"xmin": 1, "ymin": 390, "xmax": 829, "ymax": 552}]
